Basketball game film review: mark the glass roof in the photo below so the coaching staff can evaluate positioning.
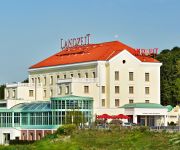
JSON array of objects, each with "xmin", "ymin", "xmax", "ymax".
[{"xmin": 10, "ymin": 101, "xmax": 51, "ymax": 112}]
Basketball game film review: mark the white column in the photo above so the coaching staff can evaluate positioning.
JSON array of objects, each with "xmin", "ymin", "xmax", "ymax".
[
  {"xmin": 133, "ymin": 115, "xmax": 137, "ymax": 124},
  {"xmin": 164, "ymin": 115, "xmax": 168, "ymax": 126}
]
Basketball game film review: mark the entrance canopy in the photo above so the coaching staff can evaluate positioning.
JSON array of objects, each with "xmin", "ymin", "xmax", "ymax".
[
  {"xmin": 120, "ymin": 103, "xmax": 168, "ymax": 126},
  {"xmin": 120, "ymin": 103, "xmax": 168, "ymax": 116},
  {"xmin": 121, "ymin": 103, "xmax": 166, "ymax": 109}
]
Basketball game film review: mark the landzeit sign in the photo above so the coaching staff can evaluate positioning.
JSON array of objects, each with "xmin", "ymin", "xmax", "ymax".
[{"xmin": 61, "ymin": 34, "xmax": 91, "ymax": 49}]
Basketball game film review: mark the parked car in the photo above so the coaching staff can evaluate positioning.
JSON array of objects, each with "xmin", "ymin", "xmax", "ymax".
[{"xmin": 122, "ymin": 122, "xmax": 132, "ymax": 127}]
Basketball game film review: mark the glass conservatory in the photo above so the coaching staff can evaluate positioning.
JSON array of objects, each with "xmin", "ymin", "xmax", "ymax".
[{"xmin": 0, "ymin": 95, "xmax": 93, "ymax": 129}]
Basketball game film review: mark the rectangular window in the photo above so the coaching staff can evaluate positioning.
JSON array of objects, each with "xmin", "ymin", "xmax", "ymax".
[
  {"xmin": 115, "ymin": 71, "xmax": 119, "ymax": 80},
  {"xmin": 102, "ymin": 99, "xmax": 105, "ymax": 107},
  {"xmin": 12, "ymin": 89, "xmax": 16, "ymax": 98},
  {"xmin": 115, "ymin": 86, "xmax": 120, "ymax": 94},
  {"xmin": 145, "ymin": 87, "xmax": 150, "ymax": 94},
  {"xmin": 38, "ymin": 77, "xmax": 40, "ymax": 83},
  {"xmin": 78, "ymin": 73, "xmax": 81, "ymax": 78},
  {"xmin": 102, "ymin": 86, "xmax": 105, "ymax": 94},
  {"xmin": 29, "ymin": 90, "xmax": 34, "ymax": 97},
  {"xmin": 50, "ymin": 76, "xmax": 53, "ymax": 85},
  {"xmin": 115, "ymin": 99, "xmax": 120, "ymax": 107},
  {"xmin": 31, "ymin": 78, "xmax": 34, "ymax": 83},
  {"xmin": 129, "ymin": 86, "xmax": 134, "ymax": 94},
  {"xmin": 145, "ymin": 100, "xmax": 150, "ymax": 103},
  {"xmin": 7, "ymin": 90, "xmax": 10, "ymax": 98},
  {"xmin": 145, "ymin": 73, "xmax": 149, "ymax": 82},
  {"xmin": 44, "ymin": 77, "xmax": 46, "ymax": 85},
  {"xmin": 92, "ymin": 72, "xmax": 96, "ymax": 78},
  {"xmin": 84, "ymin": 86, "xmax": 89, "ymax": 93},
  {"xmin": 58, "ymin": 86, "xmax": 62, "ymax": 95},
  {"xmin": 57, "ymin": 75, "xmax": 60, "ymax": 81},
  {"xmin": 44, "ymin": 90, "xmax": 46, "ymax": 98},
  {"xmin": 129, "ymin": 99, "xmax": 134, "ymax": 103},
  {"xmin": 64, "ymin": 74, "xmax": 66, "ymax": 79},
  {"xmin": 129, "ymin": 72, "xmax": 133, "ymax": 81},
  {"xmin": 85, "ymin": 73, "xmax": 88, "ymax": 78},
  {"xmin": 65, "ymin": 86, "xmax": 69, "ymax": 94},
  {"xmin": 50, "ymin": 89, "xmax": 53, "ymax": 97}
]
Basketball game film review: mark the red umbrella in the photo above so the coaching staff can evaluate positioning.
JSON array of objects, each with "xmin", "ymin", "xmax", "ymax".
[
  {"xmin": 97, "ymin": 114, "xmax": 112, "ymax": 119},
  {"xmin": 123, "ymin": 115, "xmax": 130, "ymax": 119},
  {"xmin": 113, "ymin": 114, "xmax": 130, "ymax": 119}
]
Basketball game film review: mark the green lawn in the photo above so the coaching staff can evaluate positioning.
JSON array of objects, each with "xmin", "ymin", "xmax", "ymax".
[{"xmin": 0, "ymin": 126, "xmax": 180, "ymax": 150}]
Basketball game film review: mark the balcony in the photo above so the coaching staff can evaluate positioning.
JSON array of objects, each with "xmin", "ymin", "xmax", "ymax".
[
  {"xmin": 57, "ymin": 78, "xmax": 98, "ymax": 84},
  {"xmin": 6, "ymin": 82, "xmax": 42, "ymax": 88}
]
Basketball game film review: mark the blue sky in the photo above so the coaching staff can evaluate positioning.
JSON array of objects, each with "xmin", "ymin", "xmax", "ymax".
[{"xmin": 0, "ymin": 0, "xmax": 179, "ymax": 84}]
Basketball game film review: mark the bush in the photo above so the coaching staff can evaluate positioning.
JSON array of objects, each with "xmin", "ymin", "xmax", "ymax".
[
  {"xmin": 109, "ymin": 119, "xmax": 122, "ymax": 125},
  {"xmin": 44, "ymin": 133, "xmax": 58, "ymax": 139},
  {"xmin": 9, "ymin": 140, "xmax": 35, "ymax": 145},
  {"xmin": 56, "ymin": 124, "xmax": 77, "ymax": 135},
  {"xmin": 136, "ymin": 126, "xmax": 149, "ymax": 132}
]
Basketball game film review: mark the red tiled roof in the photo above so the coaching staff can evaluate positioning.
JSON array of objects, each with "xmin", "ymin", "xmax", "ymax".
[{"xmin": 30, "ymin": 41, "xmax": 159, "ymax": 69}]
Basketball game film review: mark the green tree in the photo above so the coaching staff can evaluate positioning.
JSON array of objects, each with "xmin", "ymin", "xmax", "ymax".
[
  {"xmin": 156, "ymin": 47, "xmax": 180, "ymax": 106},
  {"xmin": 66, "ymin": 110, "xmax": 85, "ymax": 126}
]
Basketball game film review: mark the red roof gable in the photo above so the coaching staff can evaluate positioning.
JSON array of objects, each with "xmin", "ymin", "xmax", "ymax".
[{"xmin": 30, "ymin": 41, "xmax": 159, "ymax": 69}]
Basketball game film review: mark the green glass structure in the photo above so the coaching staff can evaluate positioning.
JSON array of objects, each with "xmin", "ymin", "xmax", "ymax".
[{"xmin": 0, "ymin": 95, "xmax": 93, "ymax": 129}]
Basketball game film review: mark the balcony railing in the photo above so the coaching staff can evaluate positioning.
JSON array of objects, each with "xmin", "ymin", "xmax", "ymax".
[
  {"xmin": 57, "ymin": 78, "xmax": 98, "ymax": 84},
  {"xmin": 6, "ymin": 82, "xmax": 42, "ymax": 88}
]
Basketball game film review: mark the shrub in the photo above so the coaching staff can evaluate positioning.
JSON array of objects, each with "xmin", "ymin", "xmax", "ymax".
[
  {"xmin": 43, "ymin": 133, "xmax": 58, "ymax": 140},
  {"xmin": 9, "ymin": 140, "xmax": 35, "ymax": 145},
  {"xmin": 137, "ymin": 126, "xmax": 149, "ymax": 132},
  {"xmin": 56, "ymin": 124, "xmax": 77, "ymax": 135}
]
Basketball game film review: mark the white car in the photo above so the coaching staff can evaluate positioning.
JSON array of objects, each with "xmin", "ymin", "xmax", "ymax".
[{"xmin": 122, "ymin": 122, "xmax": 132, "ymax": 127}]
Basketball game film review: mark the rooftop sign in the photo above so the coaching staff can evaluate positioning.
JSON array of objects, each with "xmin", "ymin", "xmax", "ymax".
[
  {"xmin": 61, "ymin": 34, "xmax": 91, "ymax": 49},
  {"xmin": 135, "ymin": 48, "xmax": 158, "ymax": 56}
]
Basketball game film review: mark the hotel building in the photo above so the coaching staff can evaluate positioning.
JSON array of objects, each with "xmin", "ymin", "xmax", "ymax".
[{"xmin": 0, "ymin": 40, "xmax": 167, "ymax": 144}]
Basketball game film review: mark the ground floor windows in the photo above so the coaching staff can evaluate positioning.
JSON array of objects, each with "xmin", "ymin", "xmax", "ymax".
[
  {"xmin": 0, "ymin": 113, "xmax": 12, "ymax": 127},
  {"xmin": 137, "ymin": 116, "xmax": 155, "ymax": 126},
  {"xmin": 14, "ymin": 113, "xmax": 20, "ymax": 127},
  {"xmin": 29, "ymin": 112, "xmax": 52, "ymax": 126},
  {"xmin": 3, "ymin": 133, "xmax": 10, "ymax": 144}
]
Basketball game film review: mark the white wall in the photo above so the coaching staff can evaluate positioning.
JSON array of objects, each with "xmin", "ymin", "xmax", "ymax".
[{"xmin": 0, "ymin": 128, "xmax": 21, "ymax": 145}]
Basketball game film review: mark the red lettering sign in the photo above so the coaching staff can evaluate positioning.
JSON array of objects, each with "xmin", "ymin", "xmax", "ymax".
[{"xmin": 135, "ymin": 48, "xmax": 158, "ymax": 56}]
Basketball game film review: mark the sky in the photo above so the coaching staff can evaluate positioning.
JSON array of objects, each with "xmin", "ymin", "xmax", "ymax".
[{"xmin": 0, "ymin": 0, "xmax": 180, "ymax": 84}]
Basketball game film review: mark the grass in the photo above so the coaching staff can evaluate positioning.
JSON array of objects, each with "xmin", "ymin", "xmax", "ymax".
[{"xmin": 0, "ymin": 126, "xmax": 180, "ymax": 150}]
